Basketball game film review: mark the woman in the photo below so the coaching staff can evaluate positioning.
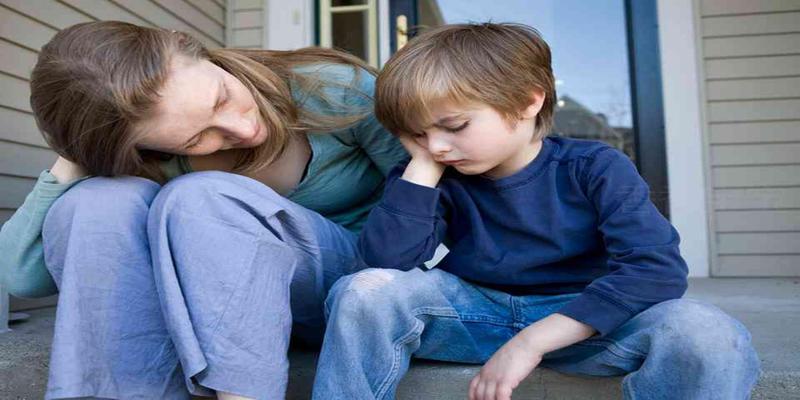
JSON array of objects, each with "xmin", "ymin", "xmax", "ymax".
[{"xmin": 0, "ymin": 21, "xmax": 406, "ymax": 399}]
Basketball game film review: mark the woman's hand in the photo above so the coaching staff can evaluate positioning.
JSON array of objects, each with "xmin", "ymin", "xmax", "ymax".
[
  {"xmin": 468, "ymin": 334, "xmax": 543, "ymax": 400},
  {"xmin": 398, "ymin": 134, "xmax": 446, "ymax": 188},
  {"xmin": 50, "ymin": 156, "xmax": 88, "ymax": 184}
]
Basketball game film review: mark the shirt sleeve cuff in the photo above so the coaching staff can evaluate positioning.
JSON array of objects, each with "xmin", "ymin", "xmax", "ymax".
[
  {"xmin": 557, "ymin": 289, "xmax": 635, "ymax": 336},
  {"xmin": 380, "ymin": 178, "xmax": 441, "ymax": 219},
  {"xmin": 31, "ymin": 170, "xmax": 89, "ymax": 212}
]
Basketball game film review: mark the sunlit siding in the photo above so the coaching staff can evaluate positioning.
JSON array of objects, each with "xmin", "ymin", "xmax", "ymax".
[{"xmin": 699, "ymin": 0, "xmax": 800, "ymax": 276}]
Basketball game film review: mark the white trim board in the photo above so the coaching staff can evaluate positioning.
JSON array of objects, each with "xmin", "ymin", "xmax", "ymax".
[{"xmin": 657, "ymin": 0, "xmax": 711, "ymax": 277}]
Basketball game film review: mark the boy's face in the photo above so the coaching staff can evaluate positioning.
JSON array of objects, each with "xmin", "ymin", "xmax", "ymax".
[{"xmin": 411, "ymin": 98, "xmax": 543, "ymax": 179}]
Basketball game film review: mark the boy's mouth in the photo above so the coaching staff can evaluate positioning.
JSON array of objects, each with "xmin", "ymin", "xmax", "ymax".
[{"xmin": 439, "ymin": 159, "xmax": 466, "ymax": 166}]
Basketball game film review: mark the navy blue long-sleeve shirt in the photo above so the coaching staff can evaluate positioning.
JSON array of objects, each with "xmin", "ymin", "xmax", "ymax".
[{"xmin": 358, "ymin": 136, "xmax": 688, "ymax": 335}]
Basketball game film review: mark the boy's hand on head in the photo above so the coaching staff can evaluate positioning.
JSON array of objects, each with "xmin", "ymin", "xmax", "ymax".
[
  {"xmin": 398, "ymin": 134, "xmax": 437, "ymax": 163},
  {"xmin": 468, "ymin": 334, "xmax": 543, "ymax": 400},
  {"xmin": 399, "ymin": 134, "xmax": 446, "ymax": 188}
]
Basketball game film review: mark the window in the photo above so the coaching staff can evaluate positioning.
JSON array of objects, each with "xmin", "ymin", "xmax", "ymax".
[{"xmin": 319, "ymin": 0, "xmax": 379, "ymax": 67}]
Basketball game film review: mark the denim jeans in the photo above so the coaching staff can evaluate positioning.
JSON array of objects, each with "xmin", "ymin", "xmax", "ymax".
[
  {"xmin": 43, "ymin": 171, "xmax": 365, "ymax": 399},
  {"xmin": 314, "ymin": 267, "xmax": 761, "ymax": 400}
]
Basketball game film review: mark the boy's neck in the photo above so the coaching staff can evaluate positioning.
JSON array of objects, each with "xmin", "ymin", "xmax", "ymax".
[{"xmin": 483, "ymin": 139, "xmax": 544, "ymax": 180}]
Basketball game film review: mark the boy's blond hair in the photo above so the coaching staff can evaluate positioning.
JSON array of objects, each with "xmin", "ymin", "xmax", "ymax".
[{"xmin": 376, "ymin": 23, "xmax": 556, "ymax": 140}]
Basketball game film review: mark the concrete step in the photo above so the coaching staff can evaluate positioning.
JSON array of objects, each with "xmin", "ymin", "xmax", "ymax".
[
  {"xmin": 286, "ymin": 349, "xmax": 625, "ymax": 399},
  {"xmin": 2, "ymin": 278, "xmax": 799, "ymax": 399}
]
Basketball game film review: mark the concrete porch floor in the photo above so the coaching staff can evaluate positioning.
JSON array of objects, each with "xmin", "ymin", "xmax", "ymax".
[{"xmin": 1, "ymin": 278, "xmax": 799, "ymax": 399}]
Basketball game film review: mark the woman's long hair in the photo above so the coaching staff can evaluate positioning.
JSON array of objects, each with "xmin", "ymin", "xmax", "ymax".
[{"xmin": 30, "ymin": 21, "xmax": 374, "ymax": 182}]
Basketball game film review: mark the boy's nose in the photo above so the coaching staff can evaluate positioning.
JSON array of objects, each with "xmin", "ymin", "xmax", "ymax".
[{"xmin": 427, "ymin": 136, "xmax": 451, "ymax": 155}]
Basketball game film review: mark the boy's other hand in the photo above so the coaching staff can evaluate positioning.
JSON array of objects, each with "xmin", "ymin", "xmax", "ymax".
[
  {"xmin": 468, "ymin": 313, "xmax": 596, "ymax": 400},
  {"xmin": 468, "ymin": 334, "xmax": 543, "ymax": 400}
]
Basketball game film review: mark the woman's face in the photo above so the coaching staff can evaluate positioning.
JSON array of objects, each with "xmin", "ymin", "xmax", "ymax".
[{"xmin": 135, "ymin": 55, "xmax": 268, "ymax": 156}]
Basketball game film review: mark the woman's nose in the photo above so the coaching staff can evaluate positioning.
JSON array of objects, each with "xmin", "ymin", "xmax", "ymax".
[{"xmin": 218, "ymin": 113, "xmax": 257, "ymax": 143}]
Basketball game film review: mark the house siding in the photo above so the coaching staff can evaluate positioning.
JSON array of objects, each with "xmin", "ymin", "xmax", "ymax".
[
  {"xmin": 228, "ymin": 0, "xmax": 263, "ymax": 48},
  {"xmin": 699, "ymin": 0, "xmax": 800, "ymax": 276},
  {"xmin": 0, "ymin": 0, "xmax": 227, "ymax": 310}
]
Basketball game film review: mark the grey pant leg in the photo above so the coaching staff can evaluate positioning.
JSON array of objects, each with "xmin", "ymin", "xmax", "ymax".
[
  {"xmin": 148, "ymin": 171, "xmax": 363, "ymax": 399},
  {"xmin": 43, "ymin": 176, "xmax": 188, "ymax": 400}
]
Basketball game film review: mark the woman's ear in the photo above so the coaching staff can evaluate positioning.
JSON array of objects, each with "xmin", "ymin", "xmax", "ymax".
[{"xmin": 521, "ymin": 88, "xmax": 546, "ymax": 119}]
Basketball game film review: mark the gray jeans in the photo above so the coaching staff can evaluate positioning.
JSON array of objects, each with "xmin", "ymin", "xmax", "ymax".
[{"xmin": 43, "ymin": 171, "xmax": 364, "ymax": 399}]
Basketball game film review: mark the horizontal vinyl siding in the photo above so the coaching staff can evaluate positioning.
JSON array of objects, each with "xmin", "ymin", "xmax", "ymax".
[
  {"xmin": 0, "ymin": 0, "xmax": 227, "ymax": 311},
  {"xmin": 713, "ymin": 165, "xmax": 800, "ymax": 188},
  {"xmin": 716, "ymin": 210, "xmax": 800, "ymax": 232},
  {"xmin": 706, "ymin": 76, "xmax": 800, "ymax": 101},
  {"xmin": 717, "ymin": 255, "xmax": 800, "ymax": 276},
  {"xmin": 0, "ymin": 0, "xmax": 227, "ymax": 225},
  {"xmin": 701, "ymin": 0, "xmax": 800, "ymax": 16},
  {"xmin": 714, "ymin": 188, "xmax": 800, "ymax": 210},
  {"xmin": 0, "ymin": 175, "xmax": 37, "ymax": 209},
  {"xmin": 709, "ymin": 120, "xmax": 800, "ymax": 144},
  {"xmin": 710, "ymin": 143, "xmax": 800, "ymax": 166},
  {"xmin": 702, "ymin": 11, "xmax": 800, "ymax": 37},
  {"xmin": 700, "ymin": 0, "xmax": 800, "ymax": 276},
  {"xmin": 706, "ymin": 55, "xmax": 800, "ymax": 79},
  {"xmin": 229, "ymin": 0, "xmax": 263, "ymax": 48}
]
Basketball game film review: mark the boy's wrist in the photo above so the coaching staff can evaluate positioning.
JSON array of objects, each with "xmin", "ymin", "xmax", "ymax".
[
  {"xmin": 515, "ymin": 325, "xmax": 552, "ymax": 356},
  {"xmin": 401, "ymin": 158, "xmax": 445, "ymax": 188},
  {"xmin": 516, "ymin": 313, "xmax": 597, "ymax": 355}
]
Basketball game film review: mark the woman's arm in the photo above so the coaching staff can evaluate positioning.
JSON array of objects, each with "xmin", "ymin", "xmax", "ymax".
[{"xmin": 0, "ymin": 157, "xmax": 88, "ymax": 298}]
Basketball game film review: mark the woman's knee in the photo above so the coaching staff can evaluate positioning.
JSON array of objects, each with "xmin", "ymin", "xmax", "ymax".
[
  {"xmin": 43, "ymin": 176, "xmax": 161, "ymax": 285},
  {"xmin": 150, "ymin": 171, "xmax": 285, "ymax": 232},
  {"xmin": 45, "ymin": 176, "xmax": 160, "ymax": 236}
]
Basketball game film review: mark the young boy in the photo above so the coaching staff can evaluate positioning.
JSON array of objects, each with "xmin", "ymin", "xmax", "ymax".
[{"xmin": 312, "ymin": 23, "xmax": 759, "ymax": 400}]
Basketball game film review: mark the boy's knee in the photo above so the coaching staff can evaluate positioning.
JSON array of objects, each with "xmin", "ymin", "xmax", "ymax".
[
  {"xmin": 326, "ymin": 268, "xmax": 419, "ymax": 318},
  {"xmin": 652, "ymin": 299, "xmax": 758, "ymax": 366},
  {"xmin": 329, "ymin": 268, "xmax": 407, "ymax": 302}
]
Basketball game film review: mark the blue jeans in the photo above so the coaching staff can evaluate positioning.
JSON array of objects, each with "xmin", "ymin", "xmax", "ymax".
[
  {"xmin": 43, "ymin": 172, "xmax": 364, "ymax": 399},
  {"xmin": 314, "ymin": 267, "xmax": 761, "ymax": 399}
]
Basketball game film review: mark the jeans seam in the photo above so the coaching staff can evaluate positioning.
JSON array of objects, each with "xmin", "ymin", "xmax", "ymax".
[
  {"xmin": 607, "ymin": 342, "xmax": 646, "ymax": 359},
  {"xmin": 374, "ymin": 307, "xmax": 459, "ymax": 399},
  {"xmin": 510, "ymin": 297, "xmax": 520, "ymax": 325},
  {"xmin": 604, "ymin": 344, "xmax": 646, "ymax": 361},
  {"xmin": 458, "ymin": 314, "xmax": 513, "ymax": 326},
  {"xmin": 581, "ymin": 337, "xmax": 646, "ymax": 359},
  {"xmin": 569, "ymin": 339, "xmax": 647, "ymax": 360}
]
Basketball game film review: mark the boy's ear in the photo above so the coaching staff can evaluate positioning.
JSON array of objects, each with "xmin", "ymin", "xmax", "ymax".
[{"xmin": 521, "ymin": 88, "xmax": 546, "ymax": 119}]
